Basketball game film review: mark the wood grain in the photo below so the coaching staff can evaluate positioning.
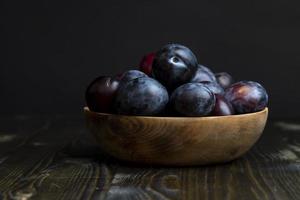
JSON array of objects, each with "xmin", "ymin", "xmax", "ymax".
[
  {"xmin": 0, "ymin": 115, "xmax": 299, "ymax": 199},
  {"xmin": 84, "ymin": 107, "xmax": 268, "ymax": 165}
]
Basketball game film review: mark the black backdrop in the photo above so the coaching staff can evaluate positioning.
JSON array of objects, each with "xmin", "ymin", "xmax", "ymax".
[{"xmin": 2, "ymin": 0, "xmax": 300, "ymax": 118}]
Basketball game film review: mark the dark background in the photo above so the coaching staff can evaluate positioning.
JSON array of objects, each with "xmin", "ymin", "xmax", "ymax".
[{"xmin": 1, "ymin": 0, "xmax": 300, "ymax": 118}]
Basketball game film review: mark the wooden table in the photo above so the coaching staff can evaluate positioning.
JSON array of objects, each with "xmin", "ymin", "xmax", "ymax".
[{"xmin": 0, "ymin": 115, "xmax": 299, "ymax": 200}]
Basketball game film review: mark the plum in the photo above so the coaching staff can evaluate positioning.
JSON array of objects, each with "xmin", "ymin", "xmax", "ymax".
[
  {"xmin": 85, "ymin": 76, "xmax": 119, "ymax": 113},
  {"xmin": 170, "ymin": 83, "xmax": 215, "ymax": 116},
  {"xmin": 114, "ymin": 77, "xmax": 169, "ymax": 115},
  {"xmin": 152, "ymin": 44, "xmax": 198, "ymax": 90},
  {"xmin": 118, "ymin": 70, "xmax": 147, "ymax": 83},
  {"xmin": 190, "ymin": 65, "xmax": 216, "ymax": 83},
  {"xmin": 199, "ymin": 81, "xmax": 224, "ymax": 95},
  {"xmin": 215, "ymin": 72, "xmax": 233, "ymax": 89},
  {"xmin": 211, "ymin": 94, "xmax": 234, "ymax": 116},
  {"xmin": 224, "ymin": 81, "xmax": 268, "ymax": 114},
  {"xmin": 139, "ymin": 52, "xmax": 155, "ymax": 76}
]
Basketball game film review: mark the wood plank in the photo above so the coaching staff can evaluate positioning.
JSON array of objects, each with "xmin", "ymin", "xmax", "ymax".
[
  {"xmin": 0, "ymin": 116, "xmax": 49, "ymax": 156},
  {"xmin": 0, "ymin": 117, "xmax": 300, "ymax": 199}
]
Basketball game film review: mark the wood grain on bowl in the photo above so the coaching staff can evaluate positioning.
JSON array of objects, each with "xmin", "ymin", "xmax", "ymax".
[{"xmin": 84, "ymin": 107, "xmax": 268, "ymax": 166}]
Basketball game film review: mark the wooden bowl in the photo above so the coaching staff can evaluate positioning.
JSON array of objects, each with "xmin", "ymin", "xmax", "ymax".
[{"xmin": 84, "ymin": 107, "xmax": 268, "ymax": 166}]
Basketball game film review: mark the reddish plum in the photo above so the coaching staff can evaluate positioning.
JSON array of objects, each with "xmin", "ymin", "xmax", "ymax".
[
  {"xmin": 85, "ymin": 76, "xmax": 119, "ymax": 113},
  {"xmin": 224, "ymin": 81, "xmax": 268, "ymax": 114},
  {"xmin": 211, "ymin": 94, "xmax": 234, "ymax": 116},
  {"xmin": 139, "ymin": 52, "xmax": 155, "ymax": 76}
]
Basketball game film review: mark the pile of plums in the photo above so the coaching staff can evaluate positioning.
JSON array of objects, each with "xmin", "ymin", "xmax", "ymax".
[{"xmin": 86, "ymin": 44, "xmax": 268, "ymax": 117}]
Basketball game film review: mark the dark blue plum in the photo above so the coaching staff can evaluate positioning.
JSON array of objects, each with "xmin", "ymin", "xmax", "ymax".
[
  {"xmin": 114, "ymin": 77, "xmax": 169, "ymax": 116},
  {"xmin": 224, "ymin": 81, "xmax": 268, "ymax": 114},
  {"xmin": 199, "ymin": 81, "xmax": 224, "ymax": 95},
  {"xmin": 118, "ymin": 70, "xmax": 147, "ymax": 83},
  {"xmin": 215, "ymin": 72, "xmax": 233, "ymax": 89},
  {"xmin": 191, "ymin": 64, "xmax": 216, "ymax": 82},
  {"xmin": 211, "ymin": 94, "xmax": 234, "ymax": 116},
  {"xmin": 85, "ymin": 76, "xmax": 119, "ymax": 113},
  {"xmin": 170, "ymin": 83, "xmax": 216, "ymax": 116},
  {"xmin": 152, "ymin": 44, "xmax": 198, "ymax": 90}
]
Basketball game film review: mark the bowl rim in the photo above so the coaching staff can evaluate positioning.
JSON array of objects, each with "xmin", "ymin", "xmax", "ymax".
[{"xmin": 84, "ymin": 107, "xmax": 268, "ymax": 120}]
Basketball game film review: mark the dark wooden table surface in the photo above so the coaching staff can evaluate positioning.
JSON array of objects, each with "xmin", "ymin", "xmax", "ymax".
[{"xmin": 0, "ymin": 115, "xmax": 300, "ymax": 200}]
